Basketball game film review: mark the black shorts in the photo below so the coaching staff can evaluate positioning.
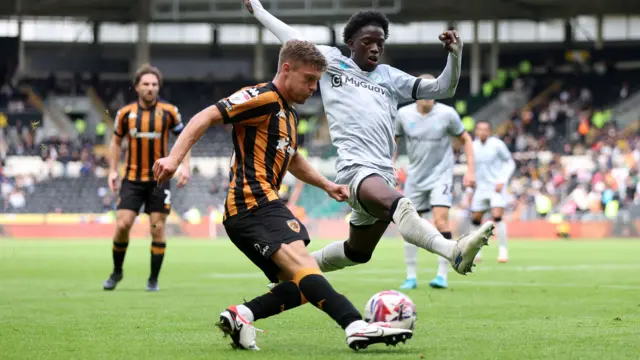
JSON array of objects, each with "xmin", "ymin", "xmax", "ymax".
[
  {"xmin": 117, "ymin": 180, "xmax": 171, "ymax": 214},
  {"xmin": 223, "ymin": 200, "xmax": 310, "ymax": 283}
]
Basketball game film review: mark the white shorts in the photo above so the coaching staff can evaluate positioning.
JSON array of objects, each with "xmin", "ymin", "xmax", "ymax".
[
  {"xmin": 470, "ymin": 188, "xmax": 508, "ymax": 212},
  {"xmin": 403, "ymin": 182, "xmax": 453, "ymax": 213},
  {"xmin": 335, "ymin": 165, "xmax": 396, "ymax": 227}
]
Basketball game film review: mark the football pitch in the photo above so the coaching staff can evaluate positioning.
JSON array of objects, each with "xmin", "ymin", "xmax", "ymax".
[{"xmin": 1, "ymin": 238, "xmax": 639, "ymax": 360}]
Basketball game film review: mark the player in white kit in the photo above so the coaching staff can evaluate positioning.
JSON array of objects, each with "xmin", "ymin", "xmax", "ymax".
[
  {"xmin": 244, "ymin": 0, "xmax": 494, "ymax": 279},
  {"xmin": 470, "ymin": 121, "xmax": 515, "ymax": 262},
  {"xmin": 394, "ymin": 79, "xmax": 476, "ymax": 290}
]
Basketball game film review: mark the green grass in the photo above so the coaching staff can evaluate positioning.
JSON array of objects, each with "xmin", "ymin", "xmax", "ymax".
[{"xmin": 1, "ymin": 238, "xmax": 640, "ymax": 360}]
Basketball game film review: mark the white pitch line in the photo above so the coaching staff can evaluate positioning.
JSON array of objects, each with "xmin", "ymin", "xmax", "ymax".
[{"xmin": 204, "ymin": 263, "xmax": 640, "ymax": 279}]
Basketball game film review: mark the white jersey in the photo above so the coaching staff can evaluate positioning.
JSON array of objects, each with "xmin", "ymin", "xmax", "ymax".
[
  {"xmin": 396, "ymin": 102, "xmax": 465, "ymax": 191},
  {"xmin": 317, "ymin": 46, "xmax": 435, "ymax": 174},
  {"xmin": 473, "ymin": 137, "xmax": 515, "ymax": 191}
]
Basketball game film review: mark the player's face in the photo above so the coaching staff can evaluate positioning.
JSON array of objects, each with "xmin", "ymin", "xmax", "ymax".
[
  {"xmin": 136, "ymin": 73, "xmax": 160, "ymax": 104},
  {"xmin": 475, "ymin": 123, "xmax": 491, "ymax": 141},
  {"xmin": 283, "ymin": 62, "xmax": 322, "ymax": 104},
  {"xmin": 349, "ymin": 25, "xmax": 385, "ymax": 72},
  {"xmin": 417, "ymin": 99, "xmax": 435, "ymax": 110}
]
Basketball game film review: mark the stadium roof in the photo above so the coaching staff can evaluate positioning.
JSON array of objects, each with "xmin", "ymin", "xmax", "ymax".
[{"xmin": 0, "ymin": 0, "xmax": 638, "ymax": 24}]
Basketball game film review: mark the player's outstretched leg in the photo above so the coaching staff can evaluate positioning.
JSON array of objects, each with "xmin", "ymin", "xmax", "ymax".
[
  {"xmin": 103, "ymin": 210, "xmax": 136, "ymax": 290},
  {"xmin": 391, "ymin": 196, "xmax": 493, "ymax": 275},
  {"xmin": 312, "ymin": 221, "xmax": 388, "ymax": 273},
  {"xmin": 219, "ymin": 241, "xmax": 412, "ymax": 351}
]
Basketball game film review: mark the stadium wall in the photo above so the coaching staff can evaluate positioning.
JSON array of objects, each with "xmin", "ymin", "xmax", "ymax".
[{"xmin": 1, "ymin": 216, "xmax": 638, "ymax": 240}]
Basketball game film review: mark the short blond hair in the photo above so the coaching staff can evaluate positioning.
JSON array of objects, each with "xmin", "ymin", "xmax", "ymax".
[
  {"xmin": 278, "ymin": 39, "xmax": 327, "ymax": 72},
  {"xmin": 134, "ymin": 63, "xmax": 163, "ymax": 87}
]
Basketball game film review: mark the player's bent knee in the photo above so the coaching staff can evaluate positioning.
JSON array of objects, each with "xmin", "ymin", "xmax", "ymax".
[
  {"xmin": 150, "ymin": 223, "xmax": 165, "ymax": 238},
  {"xmin": 343, "ymin": 239, "xmax": 374, "ymax": 264},
  {"xmin": 116, "ymin": 219, "xmax": 134, "ymax": 234}
]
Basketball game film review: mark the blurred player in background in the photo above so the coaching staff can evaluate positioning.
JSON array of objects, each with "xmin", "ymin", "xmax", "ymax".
[
  {"xmin": 470, "ymin": 121, "xmax": 515, "ymax": 262},
  {"xmin": 394, "ymin": 76, "xmax": 476, "ymax": 290},
  {"xmin": 244, "ymin": 0, "xmax": 494, "ymax": 280},
  {"xmin": 153, "ymin": 39, "xmax": 412, "ymax": 351},
  {"xmin": 103, "ymin": 64, "xmax": 191, "ymax": 292}
]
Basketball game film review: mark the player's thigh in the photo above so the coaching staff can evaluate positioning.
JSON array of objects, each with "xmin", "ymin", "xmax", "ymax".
[
  {"xmin": 346, "ymin": 220, "xmax": 390, "ymax": 255},
  {"xmin": 489, "ymin": 191, "xmax": 507, "ymax": 218},
  {"xmin": 470, "ymin": 191, "xmax": 491, "ymax": 221},
  {"xmin": 144, "ymin": 181, "xmax": 172, "ymax": 215},
  {"xmin": 224, "ymin": 202, "xmax": 311, "ymax": 283},
  {"xmin": 357, "ymin": 175, "xmax": 402, "ymax": 222},
  {"xmin": 271, "ymin": 240, "xmax": 319, "ymax": 281},
  {"xmin": 117, "ymin": 180, "xmax": 146, "ymax": 214}
]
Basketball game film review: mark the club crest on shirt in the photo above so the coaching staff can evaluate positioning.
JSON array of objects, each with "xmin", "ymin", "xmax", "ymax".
[
  {"xmin": 287, "ymin": 219, "xmax": 301, "ymax": 233},
  {"xmin": 155, "ymin": 108, "xmax": 163, "ymax": 118}
]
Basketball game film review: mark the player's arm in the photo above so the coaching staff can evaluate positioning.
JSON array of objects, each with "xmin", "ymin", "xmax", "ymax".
[
  {"xmin": 390, "ymin": 32, "xmax": 462, "ymax": 102},
  {"xmin": 108, "ymin": 108, "xmax": 128, "ymax": 192},
  {"xmin": 155, "ymin": 88, "xmax": 278, "ymax": 183},
  {"xmin": 288, "ymin": 153, "xmax": 348, "ymax": 202},
  {"xmin": 496, "ymin": 141, "xmax": 516, "ymax": 191},
  {"xmin": 168, "ymin": 105, "xmax": 192, "ymax": 187},
  {"xmin": 449, "ymin": 111, "xmax": 475, "ymax": 188},
  {"xmin": 243, "ymin": 0, "xmax": 337, "ymax": 57},
  {"xmin": 167, "ymin": 106, "xmax": 223, "ymax": 167},
  {"xmin": 244, "ymin": 0, "xmax": 303, "ymax": 42}
]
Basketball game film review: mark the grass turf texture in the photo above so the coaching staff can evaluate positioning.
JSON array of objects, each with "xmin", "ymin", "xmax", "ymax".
[{"xmin": 1, "ymin": 238, "xmax": 640, "ymax": 360}]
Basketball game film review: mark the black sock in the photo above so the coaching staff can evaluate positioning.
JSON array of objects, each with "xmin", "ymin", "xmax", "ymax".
[
  {"xmin": 297, "ymin": 272, "xmax": 362, "ymax": 329},
  {"xmin": 112, "ymin": 242, "xmax": 129, "ymax": 274},
  {"xmin": 150, "ymin": 242, "xmax": 166, "ymax": 281},
  {"xmin": 244, "ymin": 281, "xmax": 303, "ymax": 321},
  {"xmin": 441, "ymin": 231, "xmax": 452, "ymax": 240}
]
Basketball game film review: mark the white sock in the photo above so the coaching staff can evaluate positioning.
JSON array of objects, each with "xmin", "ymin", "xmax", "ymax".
[
  {"xmin": 470, "ymin": 223, "xmax": 482, "ymax": 259},
  {"xmin": 437, "ymin": 256, "xmax": 449, "ymax": 279},
  {"xmin": 345, "ymin": 320, "xmax": 369, "ymax": 334},
  {"xmin": 404, "ymin": 242, "xmax": 418, "ymax": 279},
  {"xmin": 311, "ymin": 241, "xmax": 359, "ymax": 273},
  {"xmin": 392, "ymin": 198, "xmax": 456, "ymax": 261},
  {"xmin": 236, "ymin": 304, "xmax": 254, "ymax": 323},
  {"xmin": 496, "ymin": 221, "xmax": 508, "ymax": 248}
]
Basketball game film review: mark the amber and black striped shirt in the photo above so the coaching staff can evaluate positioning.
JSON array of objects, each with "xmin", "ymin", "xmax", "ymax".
[
  {"xmin": 113, "ymin": 100, "xmax": 184, "ymax": 182},
  {"xmin": 214, "ymin": 82, "xmax": 299, "ymax": 219}
]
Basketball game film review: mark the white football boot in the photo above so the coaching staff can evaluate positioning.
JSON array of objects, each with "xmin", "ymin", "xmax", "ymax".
[
  {"xmin": 451, "ymin": 221, "xmax": 495, "ymax": 275},
  {"xmin": 217, "ymin": 306, "xmax": 262, "ymax": 350},
  {"xmin": 345, "ymin": 321, "xmax": 413, "ymax": 351}
]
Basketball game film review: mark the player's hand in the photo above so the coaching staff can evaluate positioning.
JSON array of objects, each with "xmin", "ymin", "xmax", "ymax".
[
  {"xmin": 108, "ymin": 171, "xmax": 120, "ymax": 193},
  {"xmin": 325, "ymin": 183, "xmax": 350, "ymax": 202},
  {"xmin": 439, "ymin": 30, "xmax": 462, "ymax": 55},
  {"xmin": 495, "ymin": 183, "xmax": 504, "ymax": 193},
  {"xmin": 243, "ymin": 0, "xmax": 258, "ymax": 14},
  {"xmin": 463, "ymin": 172, "xmax": 476, "ymax": 189},
  {"xmin": 153, "ymin": 157, "xmax": 180, "ymax": 185},
  {"xmin": 176, "ymin": 165, "xmax": 191, "ymax": 188}
]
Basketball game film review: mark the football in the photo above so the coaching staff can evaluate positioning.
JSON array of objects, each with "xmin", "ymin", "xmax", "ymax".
[{"xmin": 363, "ymin": 290, "xmax": 417, "ymax": 330}]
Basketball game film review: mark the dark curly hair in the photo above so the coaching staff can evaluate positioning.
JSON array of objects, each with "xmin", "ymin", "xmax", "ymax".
[{"xmin": 342, "ymin": 10, "xmax": 390, "ymax": 44}]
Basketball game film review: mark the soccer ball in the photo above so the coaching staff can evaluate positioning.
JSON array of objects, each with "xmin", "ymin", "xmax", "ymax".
[{"xmin": 363, "ymin": 290, "xmax": 417, "ymax": 330}]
